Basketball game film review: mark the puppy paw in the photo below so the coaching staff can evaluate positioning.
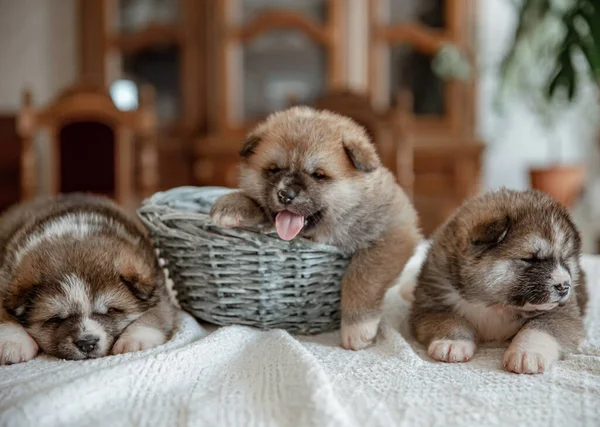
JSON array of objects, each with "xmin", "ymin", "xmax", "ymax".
[
  {"xmin": 428, "ymin": 339, "xmax": 476, "ymax": 363},
  {"xmin": 503, "ymin": 329, "xmax": 560, "ymax": 374},
  {"xmin": 0, "ymin": 324, "xmax": 38, "ymax": 365},
  {"xmin": 210, "ymin": 193, "xmax": 265, "ymax": 229},
  {"xmin": 210, "ymin": 209, "xmax": 244, "ymax": 229},
  {"xmin": 112, "ymin": 326, "xmax": 166, "ymax": 355},
  {"xmin": 503, "ymin": 349, "xmax": 551, "ymax": 374},
  {"xmin": 341, "ymin": 318, "xmax": 379, "ymax": 351}
]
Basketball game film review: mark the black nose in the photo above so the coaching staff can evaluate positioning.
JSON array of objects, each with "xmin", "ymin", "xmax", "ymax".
[
  {"xmin": 75, "ymin": 336, "xmax": 99, "ymax": 353},
  {"xmin": 277, "ymin": 188, "xmax": 297, "ymax": 205},
  {"xmin": 554, "ymin": 281, "xmax": 571, "ymax": 297}
]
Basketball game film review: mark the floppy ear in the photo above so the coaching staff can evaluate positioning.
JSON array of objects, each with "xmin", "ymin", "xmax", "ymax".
[
  {"xmin": 342, "ymin": 138, "xmax": 380, "ymax": 172},
  {"xmin": 239, "ymin": 135, "xmax": 261, "ymax": 159},
  {"xmin": 115, "ymin": 253, "xmax": 156, "ymax": 302},
  {"xmin": 471, "ymin": 216, "xmax": 511, "ymax": 246},
  {"xmin": 3, "ymin": 284, "xmax": 36, "ymax": 322}
]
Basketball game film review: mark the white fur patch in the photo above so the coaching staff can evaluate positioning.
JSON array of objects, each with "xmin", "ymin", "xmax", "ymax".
[
  {"xmin": 448, "ymin": 295, "xmax": 522, "ymax": 343},
  {"xmin": 503, "ymin": 329, "xmax": 560, "ymax": 374},
  {"xmin": 551, "ymin": 264, "xmax": 571, "ymax": 287},
  {"xmin": 81, "ymin": 317, "xmax": 110, "ymax": 355},
  {"xmin": 112, "ymin": 325, "xmax": 166, "ymax": 355},
  {"xmin": 529, "ymin": 235, "xmax": 551, "ymax": 258},
  {"xmin": 341, "ymin": 318, "xmax": 380, "ymax": 351},
  {"xmin": 398, "ymin": 242, "xmax": 430, "ymax": 302},
  {"xmin": 483, "ymin": 261, "xmax": 514, "ymax": 289},
  {"xmin": 15, "ymin": 212, "xmax": 139, "ymax": 263},
  {"xmin": 551, "ymin": 219, "xmax": 567, "ymax": 253},
  {"xmin": 60, "ymin": 274, "xmax": 91, "ymax": 315},
  {"xmin": 428, "ymin": 339, "xmax": 476, "ymax": 363},
  {"xmin": 0, "ymin": 322, "xmax": 39, "ymax": 365}
]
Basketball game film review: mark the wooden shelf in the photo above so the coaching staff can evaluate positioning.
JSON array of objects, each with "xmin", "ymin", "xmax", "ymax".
[{"xmin": 109, "ymin": 24, "xmax": 182, "ymax": 53}]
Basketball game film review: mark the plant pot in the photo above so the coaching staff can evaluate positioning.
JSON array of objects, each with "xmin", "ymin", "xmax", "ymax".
[{"xmin": 529, "ymin": 165, "xmax": 586, "ymax": 208}]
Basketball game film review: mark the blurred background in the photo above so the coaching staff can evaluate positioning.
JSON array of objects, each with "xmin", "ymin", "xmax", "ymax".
[{"xmin": 1, "ymin": 0, "xmax": 599, "ymax": 250}]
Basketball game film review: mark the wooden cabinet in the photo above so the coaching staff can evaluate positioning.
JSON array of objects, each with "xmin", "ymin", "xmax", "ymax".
[
  {"xmin": 79, "ymin": 0, "xmax": 206, "ymax": 190},
  {"xmin": 209, "ymin": 0, "xmax": 344, "ymax": 130},
  {"xmin": 79, "ymin": 0, "xmax": 483, "ymax": 235}
]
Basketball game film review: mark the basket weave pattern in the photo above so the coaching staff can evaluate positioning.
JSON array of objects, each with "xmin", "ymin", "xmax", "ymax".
[{"xmin": 137, "ymin": 187, "xmax": 351, "ymax": 334}]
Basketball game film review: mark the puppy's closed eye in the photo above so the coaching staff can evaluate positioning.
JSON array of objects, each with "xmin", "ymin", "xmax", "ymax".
[{"xmin": 311, "ymin": 170, "xmax": 327, "ymax": 180}]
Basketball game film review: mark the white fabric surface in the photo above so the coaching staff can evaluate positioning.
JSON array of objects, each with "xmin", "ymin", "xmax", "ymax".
[{"xmin": 1, "ymin": 256, "xmax": 600, "ymax": 427}]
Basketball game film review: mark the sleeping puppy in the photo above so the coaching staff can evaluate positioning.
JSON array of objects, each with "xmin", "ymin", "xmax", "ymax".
[
  {"xmin": 210, "ymin": 106, "xmax": 421, "ymax": 350},
  {"xmin": 0, "ymin": 194, "xmax": 176, "ymax": 364},
  {"xmin": 410, "ymin": 189, "xmax": 588, "ymax": 374}
]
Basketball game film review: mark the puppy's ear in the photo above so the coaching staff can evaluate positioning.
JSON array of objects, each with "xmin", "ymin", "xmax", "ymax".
[
  {"xmin": 115, "ymin": 252, "xmax": 156, "ymax": 302},
  {"xmin": 2, "ymin": 261, "xmax": 40, "ymax": 323},
  {"xmin": 239, "ymin": 135, "xmax": 261, "ymax": 159},
  {"xmin": 343, "ymin": 138, "xmax": 380, "ymax": 172},
  {"xmin": 471, "ymin": 216, "xmax": 511, "ymax": 246},
  {"xmin": 3, "ymin": 284, "xmax": 36, "ymax": 322}
]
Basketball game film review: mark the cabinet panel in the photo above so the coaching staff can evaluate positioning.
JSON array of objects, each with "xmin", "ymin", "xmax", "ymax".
[
  {"xmin": 237, "ymin": 0, "xmax": 327, "ymax": 24},
  {"xmin": 117, "ymin": 0, "xmax": 180, "ymax": 33},
  {"xmin": 240, "ymin": 31, "xmax": 327, "ymax": 122}
]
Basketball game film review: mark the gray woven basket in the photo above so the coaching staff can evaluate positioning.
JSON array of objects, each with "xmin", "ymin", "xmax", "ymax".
[{"xmin": 137, "ymin": 186, "xmax": 351, "ymax": 334}]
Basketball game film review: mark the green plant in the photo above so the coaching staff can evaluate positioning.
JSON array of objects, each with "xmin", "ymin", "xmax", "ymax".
[{"xmin": 502, "ymin": 0, "xmax": 600, "ymax": 100}]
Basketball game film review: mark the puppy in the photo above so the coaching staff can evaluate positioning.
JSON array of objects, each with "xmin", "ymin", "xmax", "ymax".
[
  {"xmin": 0, "ymin": 194, "xmax": 176, "ymax": 364},
  {"xmin": 410, "ymin": 189, "xmax": 588, "ymax": 374},
  {"xmin": 210, "ymin": 106, "xmax": 421, "ymax": 350}
]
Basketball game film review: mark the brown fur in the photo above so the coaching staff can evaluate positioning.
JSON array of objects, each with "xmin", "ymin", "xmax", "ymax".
[
  {"xmin": 210, "ymin": 107, "xmax": 421, "ymax": 349},
  {"xmin": 0, "ymin": 194, "xmax": 176, "ymax": 364},
  {"xmin": 410, "ymin": 189, "xmax": 587, "ymax": 373}
]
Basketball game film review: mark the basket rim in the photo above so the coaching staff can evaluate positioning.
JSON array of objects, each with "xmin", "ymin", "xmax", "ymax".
[{"xmin": 137, "ymin": 186, "xmax": 350, "ymax": 255}]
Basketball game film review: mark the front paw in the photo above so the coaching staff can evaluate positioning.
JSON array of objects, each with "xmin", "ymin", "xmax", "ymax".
[
  {"xmin": 209, "ymin": 193, "xmax": 264, "ymax": 229},
  {"xmin": 428, "ymin": 339, "xmax": 476, "ymax": 363},
  {"xmin": 112, "ymin": 326, "xmax": 166, "ymax": 355},
  {"xmin": 210, "ymin": 205, "xmax": 244, "ymax": 229},
  {"xmin": 341, "ymin": 318, "xmax": 379, "ymax": 350},
  {"xmin": 0, "ymin": 324, "xmax": 38, "ymax": 365},
  {"xmin": 503, "ymin": 329, "xmax": 560, "ymax": 374}
]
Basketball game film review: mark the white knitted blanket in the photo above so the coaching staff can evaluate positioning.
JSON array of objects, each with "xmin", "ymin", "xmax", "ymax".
[{"xmin": 1, "ymin": 256, "xmax": 600, "ymax": 427}]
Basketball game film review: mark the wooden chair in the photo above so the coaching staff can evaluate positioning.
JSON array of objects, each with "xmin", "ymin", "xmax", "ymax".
[
  {"xmin": 17, "ymin": 83, "xmax": 158, "ymax": 210},
  {"xmin": 314, "ymin": 90, "xmax": 415, "ymax": 197}
]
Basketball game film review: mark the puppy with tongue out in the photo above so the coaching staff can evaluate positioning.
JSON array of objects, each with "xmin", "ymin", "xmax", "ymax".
[{"xmin": 210, "ymin": 106, "xmax": 421, "ymax": 350}]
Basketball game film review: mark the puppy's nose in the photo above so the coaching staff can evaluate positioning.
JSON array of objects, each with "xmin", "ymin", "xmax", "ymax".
[
  {"xmin": 554, "ymin": 281, "xmax": 571, "ymax": 297},
  {"xmin": 277, "ymin": 188, "xmax": 297, "ymax": 205},
  {"xmin": 75, "ymin": 336, "xmax": 99, "ymax": 353}
]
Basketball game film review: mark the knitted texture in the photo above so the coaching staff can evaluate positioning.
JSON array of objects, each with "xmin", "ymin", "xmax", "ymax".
[{"xmin": 1, "ymin": 255, "xmax": 599, "ymax": 426}]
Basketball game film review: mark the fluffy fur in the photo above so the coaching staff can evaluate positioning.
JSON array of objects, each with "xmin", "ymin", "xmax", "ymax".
[
  {"xmin": 409, "ymin": 189, "xmax": 588, "ymax": 374},
  {"xmin": 210, "ymin": 106, "xmax": 421, "ymax": 350},
  {"xmin": 0, "ymin": 194, "xmax": 176, "ymax": 364}
]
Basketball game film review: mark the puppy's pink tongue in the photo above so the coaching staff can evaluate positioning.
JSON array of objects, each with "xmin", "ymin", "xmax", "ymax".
[{"xmin": 275, "ymin": 211, "xmax": 304, "ymax": 241}]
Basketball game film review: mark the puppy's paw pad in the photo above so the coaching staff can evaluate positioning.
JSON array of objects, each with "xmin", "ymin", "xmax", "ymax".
[
  {"xmin": 428, "ymin": 339, "xmax": 476, "ymax": 363},
  {"xmin": 112, "ymin": 327, "xmax": 166, "ymax": 355},
  {"xmin": 503, "ymin": 349, "xmax": 549, "ymax": 374},
  {"xmin": 341, "ymin": 318, "xmax": 379, "ymax": 351},
  {"xmin": 0, "ymin": 335, "xmax": 38, "ymax": 365}
]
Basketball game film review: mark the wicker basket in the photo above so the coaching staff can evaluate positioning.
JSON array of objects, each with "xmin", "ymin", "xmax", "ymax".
[{"xmin": 137, "ymin": 186, "xmax": 351, "ymax": 334}]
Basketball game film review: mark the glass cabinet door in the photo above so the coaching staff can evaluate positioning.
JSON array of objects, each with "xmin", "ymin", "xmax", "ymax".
[
  {"xmin": 238, "ymin": 0, "xmax": 327, "ymax": 24},
  {"xmin": 118, "ymin": 0, "xmax": 180, "ymax": 33},
  {"xmin": 221, "ymin": 0, "xmax": 337, "ymax": 129},
  {"xmin": 369, "ymin": 0, "xmax": 471, "ymax": 133},
  {"xmin": 107, "ymin": 0, "xmax": 183, "ymax": 127},
  {"xmin": 239, "ymin": 30, "xmax": 327, "ymax": 122}
]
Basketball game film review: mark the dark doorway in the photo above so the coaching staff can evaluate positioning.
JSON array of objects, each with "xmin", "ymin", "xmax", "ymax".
[{"xmin": 59, "ymin": 121, "xmax": 115, "ymax": 197}]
